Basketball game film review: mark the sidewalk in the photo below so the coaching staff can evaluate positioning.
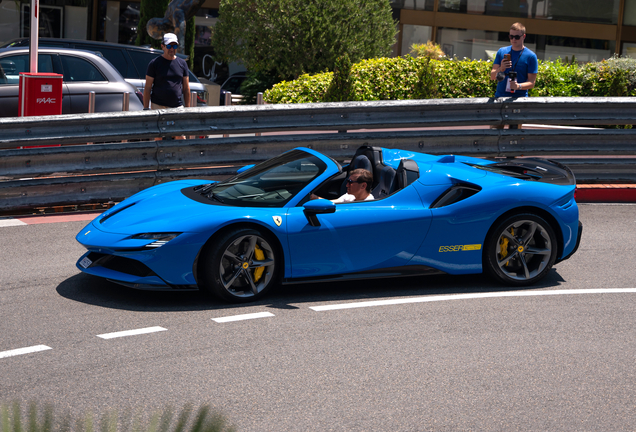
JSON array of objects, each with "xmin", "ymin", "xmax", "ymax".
[{"xmin": 576, "ymin": 184, "xmax": 636, "ymax": 203}]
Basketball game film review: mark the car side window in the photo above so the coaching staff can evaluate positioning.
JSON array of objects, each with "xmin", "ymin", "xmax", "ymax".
[
  {"xmin": 130, "ymin": 52, "xmax": 158, "ymax": 79},
  {"xmin": 76, "ymin": 46, "xmax": 132, "ymax": 78},
  {"xmin": 60, "ymin": 55, "xmax": 106, "ymax": 82},
  {"xmin": 0, "ymin": 54, "xmax": 55, "ymax": 85}
]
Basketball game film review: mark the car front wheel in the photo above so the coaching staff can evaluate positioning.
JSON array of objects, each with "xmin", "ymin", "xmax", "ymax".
[
  {"xmin": 484, "ymin": 214, "xmax": 557, "ymax": 286},
  {"xmin": 200, "ymin": 228, "xmax": 279, "ymax": 302}
]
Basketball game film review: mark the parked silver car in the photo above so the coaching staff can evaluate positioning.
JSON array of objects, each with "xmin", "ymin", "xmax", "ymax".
[
  {"xmin": 0, "ymin": 47, "xmax": 144, "ymax": 117},
  {"xmin": 2, "ymin": 38, "xmax": 209, "ymax": 106}
]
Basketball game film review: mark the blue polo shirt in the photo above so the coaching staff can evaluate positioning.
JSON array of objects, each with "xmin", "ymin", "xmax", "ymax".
[{"xmin": 494, "ymin": 46, "xmax": 538, "ymax": 98}]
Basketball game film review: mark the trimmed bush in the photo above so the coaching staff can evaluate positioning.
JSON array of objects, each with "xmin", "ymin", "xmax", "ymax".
[
  {"xmin": 579, "ymin": 56, "xmax": 636, "ymax": 96},
  {"xmin": 264, "ymin": 54, "xmax": 636, "ymax": 103},
  {"xmin": 264, "ymin": 56, "xmax": 496, "ymax": 103},
  {"xmin": 0, "ymin": 402, "xmax": 235, "ymax": 432}
]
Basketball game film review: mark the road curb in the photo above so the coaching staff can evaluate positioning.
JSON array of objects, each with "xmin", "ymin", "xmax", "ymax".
[{"xmin": 577, "ymin": 184, "xmax": 636, "ymax": 203}]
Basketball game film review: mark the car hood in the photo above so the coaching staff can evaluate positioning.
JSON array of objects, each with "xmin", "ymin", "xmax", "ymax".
[{"xmin": 93, "ymin": 180, "xmax": 235, "ymax": 235}]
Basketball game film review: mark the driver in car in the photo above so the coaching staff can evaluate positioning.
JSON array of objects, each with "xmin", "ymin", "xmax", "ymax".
[{"xmin": 311, "ymin": 169, "xmax": 374, "ymax": 203}]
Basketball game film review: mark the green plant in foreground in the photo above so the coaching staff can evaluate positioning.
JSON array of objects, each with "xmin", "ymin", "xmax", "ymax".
[
  {"xmin": 410, "ymin": 41, "xmax": 446, "ymax": 60},
  {"xmin": 0, "ymin": 402, "xmax": 235, "ymax": 432}
]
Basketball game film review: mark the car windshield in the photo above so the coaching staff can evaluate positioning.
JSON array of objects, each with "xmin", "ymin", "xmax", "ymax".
[{"xmin": 194, "ymin": 150, "xmax": 327, "ymax": 207}]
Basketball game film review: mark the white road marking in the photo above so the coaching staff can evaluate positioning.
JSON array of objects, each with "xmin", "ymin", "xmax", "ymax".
[
  {"xmin": 310, "ymin": 288, "xmax": 636, "ymax": 311},
  {"xmin": 0, "ymin": 218, "xmax": 27, "ymax": 227},
  {"xmin": 97, "ymin": 326, "xmax": 167, "ymax": 339},
  {"xmin": 212, "ymin": 312, "xmax": 275, "ymax": 323},
  {"xmin": 0, "ymin": 345, "xmax": 52, "ymax": 359}
]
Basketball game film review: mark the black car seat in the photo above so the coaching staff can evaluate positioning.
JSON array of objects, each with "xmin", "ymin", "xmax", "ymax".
[
  {"xmin": 395, "ymin": 158, "xmax": 420, "ymax": 190},
  {"xmin": 372, "ymin": 165, "xmax": 397, "ymax": 199}
]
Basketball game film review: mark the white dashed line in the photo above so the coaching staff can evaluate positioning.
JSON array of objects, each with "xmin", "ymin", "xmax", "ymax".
[
  {"xmin": 0, "ymin": 345, "xmax": 52, "ymax": 359},
  {"xmin": 0, "ymin": 219, "xmax": 27, "ymax": 227},
  {"xmin": 212, "ymin": 312, "xmax": 275, "ymax": 323},
  {"xmin": 309, "ymin": 288, "xmax": 636, "ymax": 311},
  {"xmin": 97, "ymin": 326, "xmax": 167, "ymax": 339}
]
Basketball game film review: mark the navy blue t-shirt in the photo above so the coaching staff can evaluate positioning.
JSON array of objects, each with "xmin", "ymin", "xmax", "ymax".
[{"xmin": 146, "ymin": 55, "xmax": 189, "ymax": 107}]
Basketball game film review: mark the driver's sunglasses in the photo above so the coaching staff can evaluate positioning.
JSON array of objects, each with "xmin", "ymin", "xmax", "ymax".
[
  {"xmin": 165, "ymin": 44, "xmax": 179, "ymax": 49},
  {"xmin": 509, "ymin": 34, "xmax": 524, "ymax": 40},
  {"xmin": 346, "ymin": 178, "xmax": 364, "ymax": 184}
]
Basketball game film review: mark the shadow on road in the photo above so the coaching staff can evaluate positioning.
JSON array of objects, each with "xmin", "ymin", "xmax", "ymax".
[{"xmin": 56, "ymin": 269, "xmax": 568, "ymax": 312}]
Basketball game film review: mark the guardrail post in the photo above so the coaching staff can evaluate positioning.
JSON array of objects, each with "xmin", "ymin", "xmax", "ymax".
[
  {"xmin": 88, "ymin": 91, "xmax": 96, "ymax": 113},
  {"xmin": 223, "ymin": 92, "xmax": 232, "ymax": 137},
  {"xmin": 122, "ymin": 92, "xmax": 130, "ymax": 112}
]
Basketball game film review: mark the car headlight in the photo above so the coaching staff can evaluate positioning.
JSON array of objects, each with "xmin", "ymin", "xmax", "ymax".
[{"xmin": 130, "ymin": 233, "xmax": 181, "ymax": 248}]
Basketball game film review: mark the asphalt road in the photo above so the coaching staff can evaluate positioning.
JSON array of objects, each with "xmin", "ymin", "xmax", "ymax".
[{"xmin": 1, "ymin": 204, "xmax": 635, "ymax": 431}]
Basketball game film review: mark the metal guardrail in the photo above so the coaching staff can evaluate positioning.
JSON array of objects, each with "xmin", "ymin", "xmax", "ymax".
[{"xmin": 1, "ymin": 97, "xmax": 635, "ymax": 212}]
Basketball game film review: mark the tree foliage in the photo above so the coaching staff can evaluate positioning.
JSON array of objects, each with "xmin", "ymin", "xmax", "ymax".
[{"xmin": 213, "ymin": 0, "xmax": 397, "ymax": 80}]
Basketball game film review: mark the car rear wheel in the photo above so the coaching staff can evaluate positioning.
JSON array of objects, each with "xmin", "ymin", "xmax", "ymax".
[
  {"xmin": 484, "ymin": 214, "xmax": 557, "ymax": 286},
  {"xmin": 200, "ymin": 228, "xmax": 279, "ymax": 302}
]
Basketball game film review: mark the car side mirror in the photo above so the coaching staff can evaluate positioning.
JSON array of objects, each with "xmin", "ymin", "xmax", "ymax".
[{"xmin": 303, "ymin": 199, "xmax": 336, "ymax": 227}]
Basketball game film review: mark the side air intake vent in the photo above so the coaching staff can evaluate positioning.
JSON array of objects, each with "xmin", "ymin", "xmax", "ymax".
[{"xmin": 430, "ymin": 184, "xmax": 481, "ymax": 209}]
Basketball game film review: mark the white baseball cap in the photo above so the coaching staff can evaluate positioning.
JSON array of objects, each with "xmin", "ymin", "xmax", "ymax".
[{"xmin": 163, "ymin": 33, "xmax": 178, "ymax": 45}]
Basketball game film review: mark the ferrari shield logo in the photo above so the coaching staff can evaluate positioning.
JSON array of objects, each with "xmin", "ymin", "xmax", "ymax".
[{"xmin": 273, "ymin": 216, "xmax": 282, "ymax": 227}]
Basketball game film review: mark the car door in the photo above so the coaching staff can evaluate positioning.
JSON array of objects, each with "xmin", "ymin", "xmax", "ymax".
[
  {"xmin": 285, "ymin": 186, "xmax": 433, "ymax": 279},
  {"xmin": 0, "ymin": 53, "xmax": 71, "ymax": 117}
]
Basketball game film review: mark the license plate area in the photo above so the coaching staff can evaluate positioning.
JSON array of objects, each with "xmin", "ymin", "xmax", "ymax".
[{"xmin": 79, "ymin": 256, "xmax": 93, "ymax": 269}]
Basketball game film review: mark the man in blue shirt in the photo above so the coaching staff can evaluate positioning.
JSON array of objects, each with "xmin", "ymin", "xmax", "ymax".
[{"xmin": 490, "ymin": 22, "xmax": 538, "ymax": 98}]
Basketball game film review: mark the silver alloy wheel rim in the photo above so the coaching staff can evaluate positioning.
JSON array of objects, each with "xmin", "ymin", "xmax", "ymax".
[
  {"xmin": 219, "ymin": 234, "xmax": 275, "ymax": 298},
  {"xmin": 495, "ymin": 219, "xmax": 552, "ymax": 281}
]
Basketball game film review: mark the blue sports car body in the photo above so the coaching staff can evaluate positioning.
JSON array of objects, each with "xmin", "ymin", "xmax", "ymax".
[{"xmin": 76, "ymin": 146, "xmax": 582, "ymax": 302}]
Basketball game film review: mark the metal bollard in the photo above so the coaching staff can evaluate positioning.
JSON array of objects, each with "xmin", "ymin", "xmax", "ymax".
[
  {"xmin": 256, "ymin": 92, "xmax": 263, "ymax": 136},
  {"xmin": 88, "ymin": 91, "xmax": 96, "ymax": 113},
  {"xmin": 190, "ymin": 91, "xmax": 197, "ymax": 108},
  {"xmin": 122, "ymin": 92, "xmax": 130, "ymax": 112}
]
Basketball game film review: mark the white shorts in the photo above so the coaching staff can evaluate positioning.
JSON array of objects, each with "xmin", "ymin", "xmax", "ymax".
[{"xmin": 151, "ymin": 103, "xmax": 185, "ymax": 110}]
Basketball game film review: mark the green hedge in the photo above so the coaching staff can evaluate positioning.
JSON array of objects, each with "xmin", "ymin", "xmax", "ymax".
[
  {"xmin": 0, "ymin": 402, "xmax": 235, "ymax": 432},
  {"xmin": 264, "ymin": 55, "xmax": 636, "ymax": 103}
]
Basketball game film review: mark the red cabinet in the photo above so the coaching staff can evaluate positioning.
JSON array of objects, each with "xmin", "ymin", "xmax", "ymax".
[{"xmin": 18, "ymin": 72, "xmax": 63, "ymax": 116}]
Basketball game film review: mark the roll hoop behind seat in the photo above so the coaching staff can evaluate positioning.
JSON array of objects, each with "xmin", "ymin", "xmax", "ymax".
[
  {"xmin": 396, "ymin": 159, "xmax": 420, "ymax": 189},
  {"xmin": 372, "ymin": 165, "xmax": 397, "ymax": 199}
]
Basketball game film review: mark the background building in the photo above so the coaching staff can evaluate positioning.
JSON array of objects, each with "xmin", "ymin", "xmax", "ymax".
[
  {"xmin": 3, "ymin": 0, "xmax": 636, "ymax": 82},
  {"xmin": 396, "ymin": 0, "xmax": 636, "ymax": 61}
]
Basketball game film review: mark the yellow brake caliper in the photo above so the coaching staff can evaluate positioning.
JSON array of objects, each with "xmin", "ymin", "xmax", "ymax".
[
  {"xmin": 499, "ymin": 228, "xmax": 513, "ymax": 266},
  {"xmin": 253, "ymin": 244, "xmax": 265, "ymax": 282}
]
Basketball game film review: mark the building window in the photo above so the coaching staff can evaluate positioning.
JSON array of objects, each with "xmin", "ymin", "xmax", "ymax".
[
  {"xmin": 438, "ymin": 0, "xmax": 619, "ymax": 25},
  {"xmin": 624, "ymin": 0, "xmax": 636, "ymax": 26},
  {"xmin": 393, "ymin": 0, "xmax": 434, "ymax": 11},
  {"xmin": 401, "ymin": 24, "xmax": 433, "ymax": 56},
  {"xmin": 437, "ymin": 27, "xmax": 613, "ymax": 62},
  {"xmin": 21, "ymin": 4, "xmax": 64, "ymax": 38}
]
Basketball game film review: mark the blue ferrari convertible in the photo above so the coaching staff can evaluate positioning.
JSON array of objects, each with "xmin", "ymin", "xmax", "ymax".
[{"xmin": 76, "ymin": 145, "xmax": 582, "ymax": 302}]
